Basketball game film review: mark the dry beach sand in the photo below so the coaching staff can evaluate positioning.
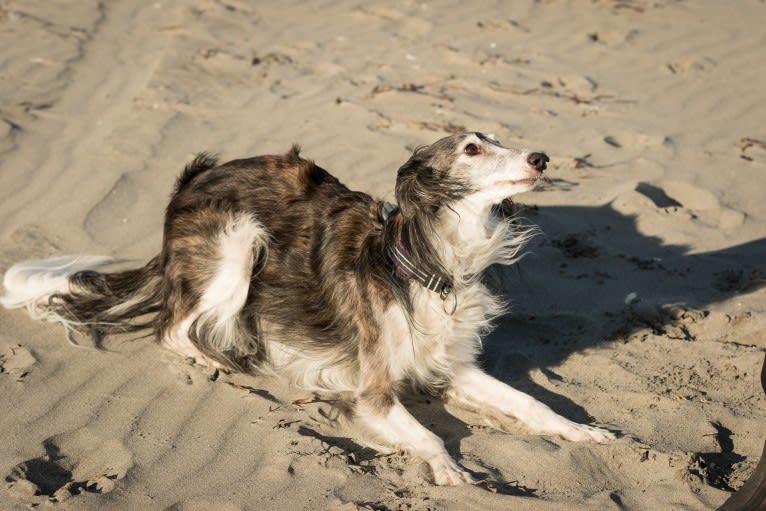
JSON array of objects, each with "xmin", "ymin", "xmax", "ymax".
[{"xmin": 1, "ymin": 0, "xmax": 766, "ymax": 509}]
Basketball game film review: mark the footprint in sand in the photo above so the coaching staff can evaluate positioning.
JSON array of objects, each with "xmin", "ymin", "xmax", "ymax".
[
  {"xmin": 0, "ymin": 343, "xmax": 36, "ymax": 381},
  {"xmin": 654, "ymin": 180, "xmax": 745, "ymax": 229},
  {"xmin": 3, "ymin": 428, "xmax": 133, "ymax": 503},
  {"xmin": 601, "ymin": 132, "xmax": 673, "ymax": 161},
  {"xmin": 554, "ymin": 74, "xmax": 599, "ymax": 96},
  {"xmin": 739, "ymin": 137, "xmax": 766, "ymax": 163},
  {"xmin": 587, "ymin": 29, "xmax": 639, "ymax": 47},
  {"xmin": 666, "ymin": 56, "xmax": 717, "ymax": 76},
  {"xmin": 616, "ymin": 179, "xmax": 745, "ymax": 230},
  {"xmin": 634, "ymin": 182, "xmax": 683, "ymax": 209},
  {"xmin": 553, "ymin": 233, "xmax": 600, "ymax": 259}
]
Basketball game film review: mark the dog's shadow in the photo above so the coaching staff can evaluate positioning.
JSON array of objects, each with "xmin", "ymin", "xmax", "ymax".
[{"xmin": 483, "ymin": 202, "xmax": 766, "ymax": 427}]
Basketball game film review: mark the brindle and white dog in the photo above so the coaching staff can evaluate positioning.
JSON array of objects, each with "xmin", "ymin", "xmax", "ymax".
[{"xmin": 1, "ymin": 132, "xmax": 614, "ymax": 485}]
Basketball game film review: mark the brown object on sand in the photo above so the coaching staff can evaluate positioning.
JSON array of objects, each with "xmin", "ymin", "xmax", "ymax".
[{"xmin": 717, "ymin": 354, "xmax": 766, "ymax": 511}]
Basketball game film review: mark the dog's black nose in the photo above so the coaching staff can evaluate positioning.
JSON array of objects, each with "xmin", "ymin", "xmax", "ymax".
[{"xmin": 527, "ymin": 152, "xmax": 549, "ymax": 172}]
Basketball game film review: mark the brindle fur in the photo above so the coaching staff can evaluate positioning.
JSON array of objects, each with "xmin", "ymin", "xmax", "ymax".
[{"xmin": 47, "ymin": 138, "xmax": 481, "ymax": 374}]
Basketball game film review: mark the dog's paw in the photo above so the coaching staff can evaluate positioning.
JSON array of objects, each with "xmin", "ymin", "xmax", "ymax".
[
  {"xmin": 429, "ymin": 456, "xmax": 475, "ymax": 486},
  {"xmin": 433, "ymin": 466, "xmax": 475, "ymax": 486},
  {"xmin": 561, "ymin": 423, "xmax": 616, "ymax": 444}
]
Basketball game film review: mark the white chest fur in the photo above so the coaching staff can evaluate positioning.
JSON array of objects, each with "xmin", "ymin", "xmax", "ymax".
[{"xmin": 381, "ymin": 280, "xmax": 505, "ymax": 389}]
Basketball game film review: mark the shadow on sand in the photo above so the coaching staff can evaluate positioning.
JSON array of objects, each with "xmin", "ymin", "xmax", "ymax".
[
  {"xmin": 482, "ymin": 203, "xmax": 764, "ymax": 416},
  {"xmin": 396, "ymin": 201, "xmax": 766, "ymax": 496}
]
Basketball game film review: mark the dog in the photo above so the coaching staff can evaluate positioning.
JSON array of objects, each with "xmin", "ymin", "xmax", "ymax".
[{"xmin": 1, "ymin": 132, "xmax": 614, "ymax": 485}]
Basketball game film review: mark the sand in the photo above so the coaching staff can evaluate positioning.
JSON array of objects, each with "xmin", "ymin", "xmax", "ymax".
[{"xmin": 1, "ymin": 0, "xmax": 765, "ymax": 509}]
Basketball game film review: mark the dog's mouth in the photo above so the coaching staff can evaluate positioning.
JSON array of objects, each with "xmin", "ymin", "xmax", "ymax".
[{"xmin": 500, "ymin": 175, "xmax": 542, "ymax": 187}]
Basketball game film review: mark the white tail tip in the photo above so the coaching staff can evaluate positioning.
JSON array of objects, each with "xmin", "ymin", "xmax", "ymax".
[{"xmin": 1, "ymin": 256, "xmax": 114, "ymax": 310}]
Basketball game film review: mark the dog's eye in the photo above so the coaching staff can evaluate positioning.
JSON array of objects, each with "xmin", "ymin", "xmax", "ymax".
[{"xmin": 463, "ymin": 143, "xmax": 480, "ymax": 156}]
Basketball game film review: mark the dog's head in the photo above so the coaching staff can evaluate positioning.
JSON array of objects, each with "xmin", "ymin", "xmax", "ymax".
[{"xmin": 395, "ymin": 132, "xmax": 547, "ymax": 217}]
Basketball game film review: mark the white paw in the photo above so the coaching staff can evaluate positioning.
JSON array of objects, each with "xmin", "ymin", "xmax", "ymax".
[
  {"xmin": 561, "ymin": 423, "xmax": 616, "ymax": 444},
  {"xmin": 429, "ymin": 456, "xmax": 475, "ymax": 486}
]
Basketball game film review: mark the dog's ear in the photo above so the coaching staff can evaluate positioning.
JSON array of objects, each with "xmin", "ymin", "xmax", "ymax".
[
  {"xmin": 395, "ymin": 150, "xmax": 440, "ymax": 218},
  {"xmin": 395, "ymin": 148, "xmax": 471, "ymax": 218}
]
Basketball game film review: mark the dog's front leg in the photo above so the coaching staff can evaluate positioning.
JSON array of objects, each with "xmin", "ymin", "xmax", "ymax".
[
  {"xmin": 354, "ymin": 394, "xmax": 475, "ymax": 485},
  {"xmin": 445, "ymin": 364, "xmax": 615, "ymax": 443}
]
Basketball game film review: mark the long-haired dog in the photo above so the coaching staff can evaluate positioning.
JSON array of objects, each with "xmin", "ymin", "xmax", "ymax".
[{"xmin": 1, "ymin": 132, "xmax": 614, "ymax": 485}]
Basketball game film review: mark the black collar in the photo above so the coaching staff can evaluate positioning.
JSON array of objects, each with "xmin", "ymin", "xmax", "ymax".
[
  {"xmin": 387, "ymin": 241, "xmax": 453, "ymax": 301},
  {"xmin": 380, "ymin": 202, "xmax": 454, "ymax": 302}
]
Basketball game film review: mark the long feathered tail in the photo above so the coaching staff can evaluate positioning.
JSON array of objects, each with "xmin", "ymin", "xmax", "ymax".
[{"xmin": 1, "ymin": 255, "xmax": 162, "ymax": 343}]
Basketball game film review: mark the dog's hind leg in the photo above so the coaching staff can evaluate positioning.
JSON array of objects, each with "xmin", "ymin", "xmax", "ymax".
[
  {"xmin": 159, "ymin": 210, "xmax": 269, "ymax": 370},
  {"xmin": 446, "ymin": 364, "xmax": 615, "ymax": 443}
]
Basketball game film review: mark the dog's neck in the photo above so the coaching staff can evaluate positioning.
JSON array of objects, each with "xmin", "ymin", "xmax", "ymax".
[
  {"xmin": 433, "ymin": 198, "xmax": 512, "ymax": 280},
  {"xmin": 387, "ymin": 240, "xmax": 453, "ymax": 300},
  {"xmin": 385, "ymin": 196, "xmax": 530, "ymax": 292}
]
